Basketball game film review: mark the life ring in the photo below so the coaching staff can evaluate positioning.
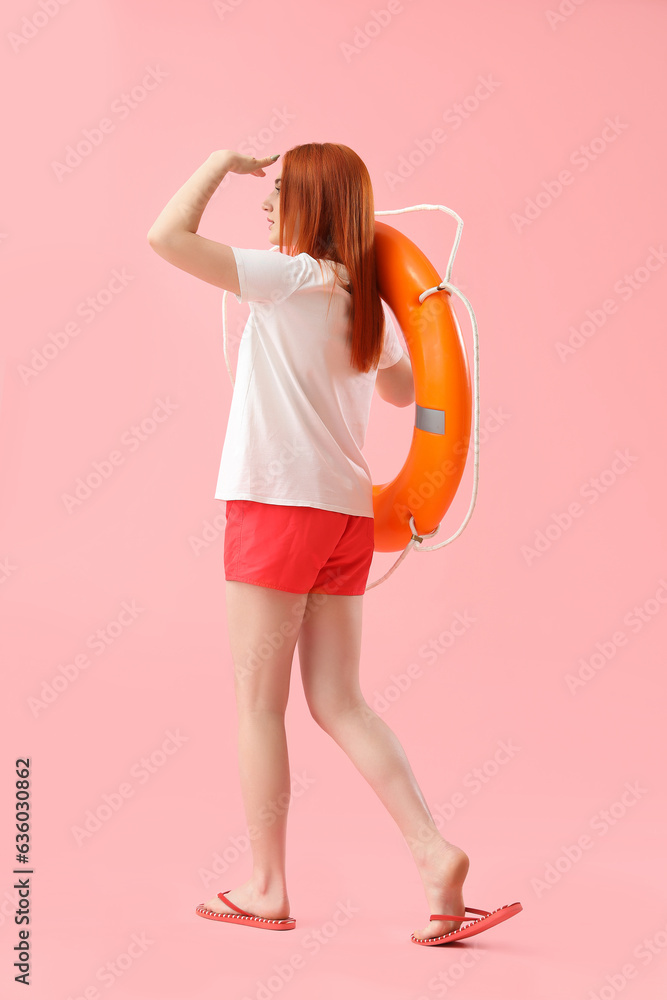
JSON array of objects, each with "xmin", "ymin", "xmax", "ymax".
[{"xmin": 372, "ymin": 220, "xmax": 472, "ymax": 552}]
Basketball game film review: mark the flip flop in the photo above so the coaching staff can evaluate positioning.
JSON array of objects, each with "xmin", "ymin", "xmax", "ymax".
[
  {"xmin": 411, "ymin": 901, "xmax": 523, "ymax": 946},
  {"xmin": 195, "ymin": 890, "xmax": 296, "ymax": 931}
]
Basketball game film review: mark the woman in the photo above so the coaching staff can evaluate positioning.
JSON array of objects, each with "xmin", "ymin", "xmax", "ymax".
[{"xmin": 147, "ymin": 143, "xmax": 513, "ymax": 945}]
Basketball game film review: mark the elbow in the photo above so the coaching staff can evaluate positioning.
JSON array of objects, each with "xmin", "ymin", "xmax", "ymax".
[
  {"xmin": 388, "ymin": 391, "xmax": 415, "ymax": 409},
  {"xmin": 147, "ymin": 230, "xmax": 171, "ymax": 256},
  {"xmin": 147, "ymin": 225, "xmax": 172, "ymax": 245},
  {"xmin": 402, "ymin": 379, "xmax": 415, "ymax": 407},
  {"xmin": 374, "ymin": 385, "xmax": 415, "ymax": 408}
]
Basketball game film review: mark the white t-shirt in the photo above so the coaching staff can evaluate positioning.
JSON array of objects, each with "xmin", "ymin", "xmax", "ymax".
[{"xmin": 214, "ymin": 246, "xmax": 405, "ymax": 518}]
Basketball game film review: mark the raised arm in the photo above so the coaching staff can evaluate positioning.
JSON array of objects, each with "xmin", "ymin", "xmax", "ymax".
[{"xmin": 146, "ymin": 150, "xmax": 279, "ymax": 293}]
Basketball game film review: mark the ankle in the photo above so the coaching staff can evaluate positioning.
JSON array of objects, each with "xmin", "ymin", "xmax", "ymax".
[
  {"xmin": 410, "ymin": 833, "xmax": 469, "ymax": 873},
  {"xmin": 249, "ymin": 875, "xmax": 289, "ymax": 900}
]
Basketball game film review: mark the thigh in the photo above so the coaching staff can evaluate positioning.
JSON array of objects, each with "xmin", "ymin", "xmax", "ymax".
[
  {"xmin": 226, "ymin": 580, "xmax": 309, "ymax": 714},
  {"xmin": 296, "ymin": 590, "xmax": 366, "ymax": 726}
]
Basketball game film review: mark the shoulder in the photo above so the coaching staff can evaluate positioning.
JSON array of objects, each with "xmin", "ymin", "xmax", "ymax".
[{"xmin": 230, "ymin": 247, "xmax": 313, "ymax": 304}]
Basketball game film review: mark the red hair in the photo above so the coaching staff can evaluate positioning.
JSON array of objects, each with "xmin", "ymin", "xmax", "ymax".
[{"xmin": 277, "ymin": 143, "xmax": 386, "ymax": 374}]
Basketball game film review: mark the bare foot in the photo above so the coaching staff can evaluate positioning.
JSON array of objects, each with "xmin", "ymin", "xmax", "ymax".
[
  {"xmin": 412, "ymin": 840, "xmax": 470, "ymax": 942},
  {"xmin": 200, "ymin": 878, "xmax": 291, "ymax": 920}
]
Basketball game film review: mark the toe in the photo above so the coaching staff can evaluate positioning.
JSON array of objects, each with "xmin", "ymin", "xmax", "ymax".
[
  {"xmin": 413, "ymin": 922, "xmax": 434, "ymax": 940},
  {"xmin": 413, "ymin": 918, "xmax": 462, "ymax": 941},
  {"xmin": 204, "ymin": 894, "xmax": 232, "ymax": 914}
]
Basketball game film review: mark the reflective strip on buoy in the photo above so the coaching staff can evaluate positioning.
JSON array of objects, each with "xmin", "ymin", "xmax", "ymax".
[{"xmin": 415, "ymin": 404, "xmax": 445, "ymax": 435}]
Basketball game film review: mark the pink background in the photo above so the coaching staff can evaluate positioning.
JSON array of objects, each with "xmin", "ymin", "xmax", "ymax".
[{"xmin": 2, "ymin": 1, "xmax": 666, "ymax": 998}]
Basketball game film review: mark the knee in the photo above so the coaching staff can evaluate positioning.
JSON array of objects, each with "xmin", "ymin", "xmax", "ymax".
[
  {"xmin": 307, "ymin": 701, "xmax": 333, "ymax": 732},
  {"xmin": 236, "ymin": 700, "xmax": 289, "ymax": 720},
  {"xmin": 307, "ymin": 696, "xmax": 374, "ymax": 733}
]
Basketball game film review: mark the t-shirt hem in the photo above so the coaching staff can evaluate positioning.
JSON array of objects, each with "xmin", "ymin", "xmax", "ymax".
[{"xmin": 215, "ymin": 492, "xmax": 374, "ymax": 518}]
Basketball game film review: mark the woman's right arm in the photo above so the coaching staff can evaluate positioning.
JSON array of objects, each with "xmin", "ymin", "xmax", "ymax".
[{"xmin": 374, "ymin": 352, "xmax": 415, "ymax": 407}]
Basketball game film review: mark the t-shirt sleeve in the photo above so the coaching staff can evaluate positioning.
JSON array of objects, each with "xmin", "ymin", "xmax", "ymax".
[
  {"xmin": 377, "ymin": 301, "xmax": 405, "ymax": 369},
  {"xmin": 230, "ymin": 247, "xmax": 310, "ymax": 304}
]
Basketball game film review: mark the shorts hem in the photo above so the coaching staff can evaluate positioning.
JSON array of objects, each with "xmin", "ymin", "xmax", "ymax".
[
  {"xmin": 226, "ymin": 575, "xmax": 366, "ymax": 597},
  {"xmin": 309, "ymin": 587, "xmax": 366, "ymax": 596},
  {"xmin": 225, "ymin": 575, "xmax": 308, "ymax": 595}
]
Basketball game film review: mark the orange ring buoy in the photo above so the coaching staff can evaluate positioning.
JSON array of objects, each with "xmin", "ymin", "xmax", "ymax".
[{"xmin": 372, "ymin": 220, "xmax": 472, "ymax": 552}]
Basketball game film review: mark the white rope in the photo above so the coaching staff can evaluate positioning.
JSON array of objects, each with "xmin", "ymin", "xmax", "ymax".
[{"xmin": 220, "ymin": 204, "xmax": 480, "ymax": 591}]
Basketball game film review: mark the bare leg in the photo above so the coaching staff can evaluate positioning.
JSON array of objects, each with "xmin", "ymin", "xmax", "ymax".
[
  {"xmin": 297, "ymin": 591, "xmax": 470, "ymax": 940},
  {"xmin": 201, "ymin": 580, "xmax": 308, "ymax": 919}
]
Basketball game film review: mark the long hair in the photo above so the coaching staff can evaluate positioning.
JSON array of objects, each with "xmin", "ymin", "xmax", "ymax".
[{"xmin": 277, "ymin": 143, "xmax": 385, "ymax": 374}]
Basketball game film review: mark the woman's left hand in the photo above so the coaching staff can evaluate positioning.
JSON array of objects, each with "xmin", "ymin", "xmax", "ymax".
[{"xmin": 217, "ymin": 150, "xmax": 280, "ymax": 177}]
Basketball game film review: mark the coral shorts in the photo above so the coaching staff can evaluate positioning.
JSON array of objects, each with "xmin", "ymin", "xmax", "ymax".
[{"xmin": 224, "ymin": 499, "xmax": 375, "ymax": 596}]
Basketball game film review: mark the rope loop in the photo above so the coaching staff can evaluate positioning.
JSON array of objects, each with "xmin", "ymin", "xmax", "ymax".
[
  {"xmin": 409, "ymin": 515, "xmax": 440, "ymax": 546},
  {"xmin": 420, "ymin": 280, "xmax": 451, "ymax": 301}
]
